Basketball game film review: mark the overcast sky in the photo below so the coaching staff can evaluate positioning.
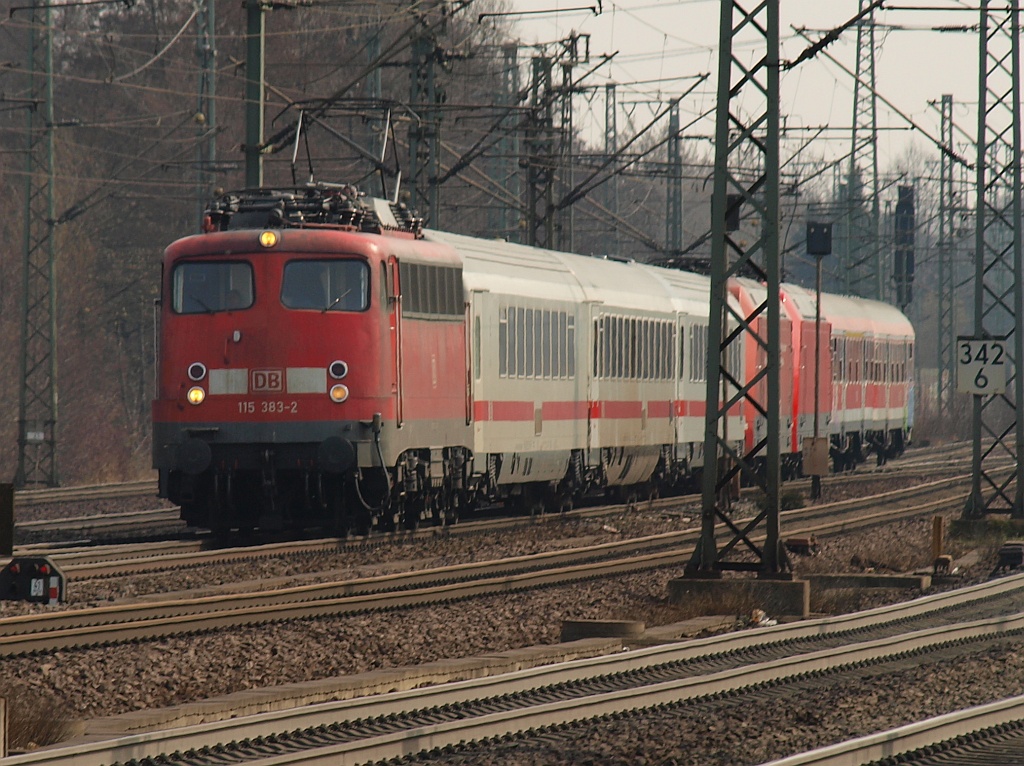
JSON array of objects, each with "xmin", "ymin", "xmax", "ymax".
[{"xmin": 506, "ymin": 1, "xmax": 982, "ymax": 173}]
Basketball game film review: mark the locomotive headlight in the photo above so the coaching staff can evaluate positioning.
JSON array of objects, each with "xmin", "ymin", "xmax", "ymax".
[
  {"xmin": 329, "ymin": 384, "xmax": 349, "ymax": 403},
  {"xmin": 329, "ymin": 360, "xmax": 349, "ymax": 379},
  {"xmin": 188, "ymin": 362, "xmax": 207, "ymax": 381},
  {"xmin": 259, "ymin": 230, "xmax": 278, "ymax": 248},
  {"xmin": 187, "ymin": 386, "xmax": 206, "ymax": 405}
]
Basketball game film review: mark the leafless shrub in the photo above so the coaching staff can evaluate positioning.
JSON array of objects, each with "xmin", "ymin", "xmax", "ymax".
[{"xmin": 2, "ymin": 688, "xmax": 74, "ymax": 751}]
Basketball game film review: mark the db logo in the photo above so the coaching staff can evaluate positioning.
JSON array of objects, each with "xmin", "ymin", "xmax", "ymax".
[{"xmin": 251, "ymin": 369, "xmax": 283, "ymax": 393}]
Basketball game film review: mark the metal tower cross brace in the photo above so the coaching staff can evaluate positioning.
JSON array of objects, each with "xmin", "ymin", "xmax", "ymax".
[
  {"xmin": 966, "ymin": 1, "xmax": 1024, "ymax": 518},
  {"xmin": 16, "ymin": 0, "xmax": 58, "ymax": 488},
  {"xmin": 686, "ymin": 0, "xmax": 787, "ymax": 576}
]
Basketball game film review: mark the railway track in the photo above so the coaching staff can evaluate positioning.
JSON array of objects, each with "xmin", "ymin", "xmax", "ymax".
[
  {"xmin": 9, "ymin": 460, "xmax": 983, "ymax": 581},
  {"xmin": 9, "ymin": 438, "xmax": 973, "ymax": 548},
  {"xmin": 0, "ymin": 473, "xmax": 971, "ymax": 656},
  {"xmin": 12, "ymin": 481, "xmax": 158, "ymax": 507},
  {"xmin": 0, "ymin": 448, "xmax": 1007, "ymax": 766},
  {"xmin": 8, "ymin": 572, "xmax": 1024, "ymax": 766},
  {"xmin": 765, "ymin": 696, "xmax": 1024, "ymax": 765}
]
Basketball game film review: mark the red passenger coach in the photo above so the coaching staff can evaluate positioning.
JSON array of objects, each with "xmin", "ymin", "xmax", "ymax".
[
  {"xmin": 780, "ymin": 283, "xmax": 833, "ymax": 472},
  {"xmin": 819, "ymin": 292, "xmax": 914, "ymax": 469},
  {"xmin": 153, "ymin": 184, "xmax": 915, "ymax": 535}
]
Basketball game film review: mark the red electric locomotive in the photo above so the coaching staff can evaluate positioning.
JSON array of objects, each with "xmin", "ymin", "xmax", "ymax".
[{"xmin": 152, "ymin": 187, "xmax": 472, "ymax": 533}]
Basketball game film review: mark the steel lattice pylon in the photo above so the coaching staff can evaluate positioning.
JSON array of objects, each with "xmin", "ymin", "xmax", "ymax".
[
  {"xmin": 195, "ymin": 0, "xmax": 217, "ymax": 228},
  {"xmin": 408, "ymin": 0, "xmax": 444, "ymax": 226},
  {"xmin": 843, "ymin": 0, "xmax": 882, "ymax": 301},
  {"xmin": 686, "ymin": 0, "xmax": 786, "ymax": 577},
  {"xmin": 525, "ymin": 55, "xmax": 557, "ymax": 249},
  {"xmin": 487, "ymin": 43, "xmax": 521, "ymax": 243},
  {"xmin": 936, "ymin": 95, "xmax": 956, "ymax": 418},
  {"xmin": 16, "ymin": 0, "xmax": 58, "ymax": 488},
  {"xmin": 966, "ymin": 1, "xmax": 1024, "ymax": 518},
  {"xmin": 666, "ymin": 102, "xmax": 683, "ymax": 253},
  {"xmin": 524, "ymin": 35, "xmax": 585, "ymax": 251},
  {"xmin": 243, "ymin": 0, "xmax": 264, "ymax": 187},
  {"xmin": 604, "ymin": 83, "xmax": 620, "ymax": 252}
]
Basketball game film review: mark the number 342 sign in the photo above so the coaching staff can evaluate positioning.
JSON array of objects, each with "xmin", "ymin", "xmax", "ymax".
[{"xmin": 957, "ymin": 337, "xmax": 1007, "ymax": 395}]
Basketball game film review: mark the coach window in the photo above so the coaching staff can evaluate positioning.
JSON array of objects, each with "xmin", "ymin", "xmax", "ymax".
[
  {"xmin": 690, "ymin": 324, "xmax": 708, "ymax": 383},
  {"xmin": 525, "ymin": 309, "xmax": 535, "ymax": 378},
  {"xmin": 499, "ymin": 307, "xmax": 509, "ymax": 377},
  {"xmin": 516, "ymin": 307, "xmax": 526, "ymax": 377},
  {"xmin": 282, "ymin": 259, "xmax": 369, "ymax": 311},
  {"xmin": 678, "ymin": 324, "xmax": 686, "ymax": 380},
  {"xmin": 542, "ymin": 311, "xmax": 552, "ymax": 377},
  {"xmin": 172, "ymin": 261, "xmax": 254, "ymax": 314}
]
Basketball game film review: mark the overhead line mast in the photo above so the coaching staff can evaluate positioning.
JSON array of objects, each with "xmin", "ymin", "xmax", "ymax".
[
  {"xmin": 965, "ymin": 0, "xmax": 1024, "ymax": 518},
  {"xmin": 686, "ymin": 0, "xmax": 787, "ymax": 578},
  {"xmin": 844, "ymin": 0, "xmax": 883, "ymax": 301},
  {"xmin": 16, "ymin": 0, "xmax": 58, "ymax": 488},
  {"xmin": 936, "ymin": 94, "xmax": 956, "ymax": 419},
  {"xmin": 195, "ymin": 0, "xmax": 217, "ymax": 227}
]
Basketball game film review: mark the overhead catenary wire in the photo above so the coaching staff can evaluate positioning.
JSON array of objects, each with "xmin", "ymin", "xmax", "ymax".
[{"xmin": 109, "ymin": 4, "xmax": 198, "ymax": 82}]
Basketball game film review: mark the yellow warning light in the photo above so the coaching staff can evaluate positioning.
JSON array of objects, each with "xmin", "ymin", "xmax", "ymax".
[
  {"xmin": 329, "ymin": 384, "xmax": 349, "ymax": 403},
  {"xmin": 187, "ymin": 386, "xmax": 206, "ymax": 405},
  {"xmin": 259, "ymin": 231, "xmax": 279, "ymax": 248}
]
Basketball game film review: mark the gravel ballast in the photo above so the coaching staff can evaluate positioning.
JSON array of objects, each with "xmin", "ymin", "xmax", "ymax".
[{"xmin": 1, "ymin": 468, "xmax": 1007, "ymax": 762}]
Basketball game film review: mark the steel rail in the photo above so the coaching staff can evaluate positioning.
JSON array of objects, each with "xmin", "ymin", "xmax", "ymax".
[
  {"xmin": 7, "ymin": 599, "xmax": 1024, "ymax": 765},
  {"xmin": 762, "ymin": 696, "xmax": 1024, "ymax": 766},
  {"xmin": 13, "ymin": 481, "xmax": 158, "ymax": 506},
  {"xmin": 15, "ymin": 508, "xmax": 181, "ymax": 533},
  {"xmin": 11, "ymin": 447, "xmax": 977, "ymax": 553},
  {"xmin": 25, "ymin": 471, "xmax": 972, "ymax": 581},
  {"xmin": 0, "ymin": 476, "xmax": 970, "ymax": 652},
  {"xmin": 7, "ymin": 441, "xmax": 973, "ymax": 515}
]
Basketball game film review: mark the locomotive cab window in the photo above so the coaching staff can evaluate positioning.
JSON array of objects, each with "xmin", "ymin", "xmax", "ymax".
[
  {"xmin": 282, "ymin": 259, "xmax": 369, "ymax": 311},
  {"xmin": 172, "ymin": 261, "xmax": 254, "ymax": 314}
]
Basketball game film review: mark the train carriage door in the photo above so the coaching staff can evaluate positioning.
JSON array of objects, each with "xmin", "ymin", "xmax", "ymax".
[
  {"xmin": 673, "ymin": 315, "xmax": 687, "ymax": 465},
  {"xmin": 387, "ymin": 255, "xmax": 404, "ymax": 426},
  {"xmin": 468, "ymin": 289, "xmax": 489, "ymax": 428},
  {"xmin": 586, "ymin": 302, "xmax": 603, "ymax": 468},
  {"xmin": 885, "ymin": 340, "xmax": 894, "ymax": 429}
]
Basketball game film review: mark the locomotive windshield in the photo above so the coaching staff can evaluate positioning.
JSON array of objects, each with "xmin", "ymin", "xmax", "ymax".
[
  {"xmin": 281, "ymin": 259, "xmax": 369, "ymax": 311},
  {"xmin": 172, "ymin": 261, "xmax": 254, "ymax": 314}
]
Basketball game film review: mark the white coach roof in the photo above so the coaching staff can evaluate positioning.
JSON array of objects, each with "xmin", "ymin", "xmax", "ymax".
[{"xmin": 424, "ymin": 230, "xmax": 708, "ymax": 316}]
